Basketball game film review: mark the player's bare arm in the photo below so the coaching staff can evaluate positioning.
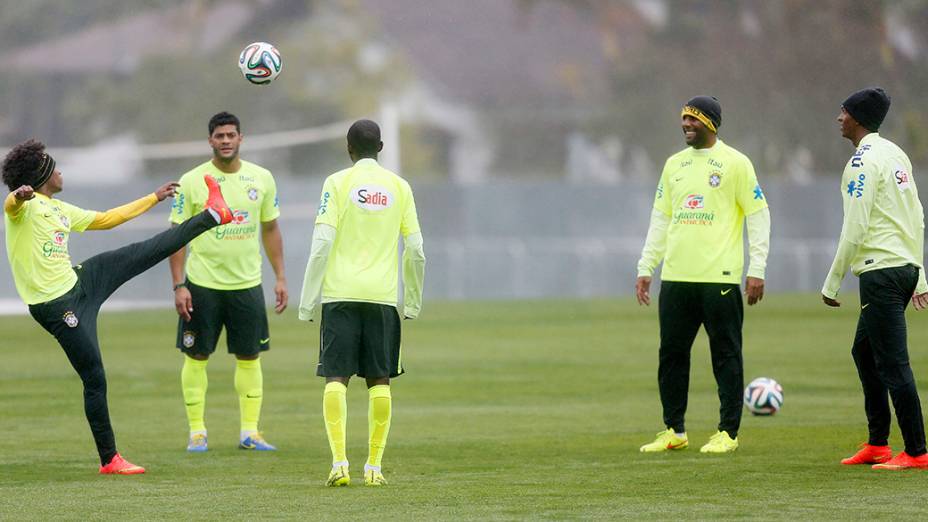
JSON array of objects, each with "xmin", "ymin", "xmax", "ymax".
[
  {"xmin": 261, "ymin": 219, "xmax": 288, "ymax": 314},
  {"xmin": 169, "ymin": 232, "xmax": 193, "ymax": 321}
]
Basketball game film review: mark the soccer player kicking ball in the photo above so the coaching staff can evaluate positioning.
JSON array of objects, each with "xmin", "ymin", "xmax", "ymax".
[
  {"xmin": 2, "ymin": 139, "xmax": 232, "ymax": 475},
  {"xmin": 299, "ymin": 119, "xmax": 425, "ymax": 487},
  {"xmin": 822, "ymin": 87, "xmax": 928, "ymax": 471},
  {"xmin": 636, "ymin": 96, "xmax": 771, "ymax": 454}
]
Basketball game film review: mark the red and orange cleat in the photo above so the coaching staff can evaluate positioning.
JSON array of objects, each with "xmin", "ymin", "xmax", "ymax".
[
  {"xmin": 872, "ymin": 451, "xmax": 928, "ymax": 470},
  {"xmin": 841, "ymin": 443, "xmax": 892, "ymax": 465},
  {"xmin": 99, "ymin": 453, "xmax": 146, "ymax": 475},
  {"xmin": 204, "ymin": 174, "xmax": 232, "ymax": 225}
]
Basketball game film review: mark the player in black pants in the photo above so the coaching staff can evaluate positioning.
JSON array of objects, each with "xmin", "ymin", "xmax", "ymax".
[{"xmin": 3, "ymin": 139, "xmax": 232, "ymax": 474}]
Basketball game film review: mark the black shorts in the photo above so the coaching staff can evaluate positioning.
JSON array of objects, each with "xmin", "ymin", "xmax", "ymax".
[
  {"xmin": 176, "ymin": 281, "xmax": 270, "ymax": 357},
  {"xmin": 317, "ymin": 301, "xmax": 403, "ymax": 378}
]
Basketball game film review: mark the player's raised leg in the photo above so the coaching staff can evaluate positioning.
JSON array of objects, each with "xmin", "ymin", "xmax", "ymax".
[{"xmin": 77, "ymin": 175, "xmax": 231, "ymax": 307}]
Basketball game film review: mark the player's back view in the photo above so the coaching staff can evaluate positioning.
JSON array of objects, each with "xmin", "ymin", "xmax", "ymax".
[{"xmin": 299, "ymin": 119, "xmax": 425, "ymax": 487}]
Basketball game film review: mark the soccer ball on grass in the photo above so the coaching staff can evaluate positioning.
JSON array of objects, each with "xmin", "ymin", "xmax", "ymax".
[{"xmin": 743, "ymin": 377, "xmax": 783, "ymax": 416}]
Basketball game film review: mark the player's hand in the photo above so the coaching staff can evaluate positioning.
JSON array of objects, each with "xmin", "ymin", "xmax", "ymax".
[
  {"xmin": 636, "ymin": 276, "xmax": 652, "ymax": 306},
  {"xmin": 913, "ymin": 292, "xmax": 928, "ymax": 311},
  {"xmin": 13, "ymin": 185, "xmax": 35, "ymax": 201},
  {"xmin": 745, "ymin": 277, "xmax": 765, "ymax": 306},
  {"xmin": 155, "ymin": 181, "xmax": 181, "ymax": 201},
  {"xmin": 274, "ymin": 279, "xmax": 288, "ymax": 314},
  {"xmin": 175, "ymin": 286, "xmax": 193, "ymax": 321},
  {"xmin": 822, "ymin": 294, "xmax": 841, "ymax": 307}
]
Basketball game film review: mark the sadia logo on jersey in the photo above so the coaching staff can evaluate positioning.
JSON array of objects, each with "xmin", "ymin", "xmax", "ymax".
[
  {"xmin": 895, "ymin": 168, "xmax": 912, "ymax": 191},
  {"xmin": 683, "ymin": 194, "xmax": 704, "ymax": 209},
  {"xmin": 351, "ymin": 185, "xmax": 394, "ymax": 211}
]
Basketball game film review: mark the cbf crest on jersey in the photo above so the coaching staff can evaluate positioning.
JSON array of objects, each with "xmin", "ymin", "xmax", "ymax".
[
  {"xmin": 62, "ymin": 311, "xmax": 79, "ymax": 328},
  {"xmin": 247, "ymin": 187, "xmax": 259, "ymax": 201},
  {"xmin": 708, "ymin": 172, "xmax": 722, "ymax": 188},
  {"xmin": 350, "ymin": 185, "xmax": 394, "ymax": 211}
]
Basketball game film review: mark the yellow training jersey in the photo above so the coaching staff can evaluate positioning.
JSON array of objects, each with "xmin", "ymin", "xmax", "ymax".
[
  {"xmin": 315, "ymin": 158, "xmax": 420, "ymax": 305},
  {"xmin": 4, "ymin": 193, "xmax": 96, "ymax": 304},
  {"xmin": 654, "ymin": 140, "xmax": 768, "ymax": 284},
  {"xmin": 170, "ymin": 160, "xmax": 279, "ymax": 290},
  {"xmin": 822, "ymin": 133, "xmax": 927, "ymax": 296}
]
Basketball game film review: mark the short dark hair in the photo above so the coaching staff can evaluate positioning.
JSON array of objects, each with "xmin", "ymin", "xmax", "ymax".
[
  {"xmin": 347, "ymin": 119, "xmax": 381, "ymax": 156},
  {"xmin": 2, "ymin": 139, "xmax": 47, "ymax": 191},
  {"xmin": 208, "ymin": 112, "xmax": 241, "ymax": 136}
]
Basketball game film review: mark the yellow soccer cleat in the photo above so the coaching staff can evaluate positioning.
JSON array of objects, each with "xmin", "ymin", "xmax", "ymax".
[
  {"xmin": 326, "ymin": 462, "xmax": 350, "ymax": 487},
  {"xmin": 364, "ymin": 464, "xmax": 388, "ymax": 486},
  {"xmin": 640, "ymin": 428, "xmax": 689, "ymax": 452},
  {"xmin": 700, "ymin": 431, "xmax": 739, "ymax": 454}
]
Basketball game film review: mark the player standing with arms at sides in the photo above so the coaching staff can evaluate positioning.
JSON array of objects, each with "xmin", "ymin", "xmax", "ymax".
[
  {"xmin": 299, "ymin": 119, "xmax": 425, "ymax": 487},
  {"xmin": 636, "ymin": 96, "xmax": 771, "ymax": 454},
  {"xmin": 169, "ymin": 112, "xmax": 287, "ymax": 453},
  {"xmin": 822, "ymin": 88, "xmax": 928, "ymax": 470},
  {"xmin": 3, "ymin": 139, "xmax": 232, "ymax": 474}
]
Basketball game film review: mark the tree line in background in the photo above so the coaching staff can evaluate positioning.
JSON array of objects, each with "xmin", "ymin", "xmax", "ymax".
[
  {"xmin": 546, "ymin": 0, "xmax": 928, "ymax": 177},
  {"xmin": 2, "ymin": 0, "xmax": 928, "ymax": 180}
]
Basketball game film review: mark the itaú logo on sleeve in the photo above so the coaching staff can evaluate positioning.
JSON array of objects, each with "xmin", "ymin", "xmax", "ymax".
[
  {"xmin": 350, "ymin": 185, "xmax": 394, "ymax": 211},
  {"xmin": 683, "ymin": 194, "xmax": 704, "ymax": 209}
]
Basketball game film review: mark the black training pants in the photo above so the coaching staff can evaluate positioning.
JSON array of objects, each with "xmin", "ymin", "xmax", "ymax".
[
  {"xmin": 657, "ymin": 281, "xmax": 744, "ymax": 438},
  {"xmin": 28, "ymin": 212, "xmax": 216, "ymax": 465},
  {"xmin": 853, "ymin": 264, "xmax": 927, "ymax": 456}
]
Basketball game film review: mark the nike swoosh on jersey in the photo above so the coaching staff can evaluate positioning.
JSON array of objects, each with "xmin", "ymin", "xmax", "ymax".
[
  {"xmin": 259, "ymin": 338, "xmax": 270, "ymax": 344},
  {"xmin": 721, "ymin": 289, "xmax": 732, "ymax": 296},
  {"xmin": 862, "ymin": 303, "xmax": 870, "ymax": 309}
]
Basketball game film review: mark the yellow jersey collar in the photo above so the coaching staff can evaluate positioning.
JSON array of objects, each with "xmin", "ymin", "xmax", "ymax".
[
  {"xmin": 354, "ymin": 158, "xmax": 379, "ymax": 168},
  {"xmin": 689, "ymin": 139, "xmax": 723, "ymax": 155}
]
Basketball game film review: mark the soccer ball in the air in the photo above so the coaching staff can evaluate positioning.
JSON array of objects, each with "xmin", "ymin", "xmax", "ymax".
[
  {"xmin": 743, "ymin": 377, "xmax": 784, "ymax": 416},
  {"xmin": 238, "ymin": 42, "xmax": 282, "ymax": 85}
]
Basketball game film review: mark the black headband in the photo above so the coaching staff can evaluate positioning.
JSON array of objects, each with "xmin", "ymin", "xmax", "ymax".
[{"xmin": 31, "ymin": 152, "xmax": 55, "ymax": 189}]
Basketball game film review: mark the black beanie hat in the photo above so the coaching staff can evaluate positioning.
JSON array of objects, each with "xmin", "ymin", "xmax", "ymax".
[
  {"xmin": 682, "ymin": 96, "xmax": 722, "ymax": 133},
  {"xmin": 842, "ymin": 87, "xmax": 890, "ymax": 132}
]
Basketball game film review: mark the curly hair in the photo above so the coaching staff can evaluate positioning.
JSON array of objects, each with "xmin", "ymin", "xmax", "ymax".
[{"xmin": 2, "ymin": 139, "xmax": 47, "ymax": 191}]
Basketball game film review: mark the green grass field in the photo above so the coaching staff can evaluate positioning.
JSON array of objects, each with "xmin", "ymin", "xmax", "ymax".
[{"xmin": 2, "ymin": 295, "xmax": 928, "ymax": 520}]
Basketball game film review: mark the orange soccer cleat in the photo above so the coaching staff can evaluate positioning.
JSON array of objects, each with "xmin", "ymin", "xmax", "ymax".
[
  {"xmin": 872, "ymin": 451, "xmax": 928, "ymax": 470},
  {"xmin": 99, "ymin": 453, "xmax": 146, "ymax": 475},
  {"xmin": 204, "ymin": 174, "xmax": 232, "ymax": 225},
  {"xmin": 841, "ymin": 443, "xmax": 892, "ymax": 465}
]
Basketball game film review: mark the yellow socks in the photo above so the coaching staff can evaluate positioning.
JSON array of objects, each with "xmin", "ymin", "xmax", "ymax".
[
  {"xmin": 181, "ymin": 356, "xmax": 208, "ymax": 432},
  {"xmin": 235, "ymin": 358, "xmax": 263, "ymax": 433},
  {"xmin": 367, "ymin": 385, "xmax": 392, "ymax": 468},
  {"xmin": 323, "ymin": 381, "xmax": 348, "ymax": 464}
]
